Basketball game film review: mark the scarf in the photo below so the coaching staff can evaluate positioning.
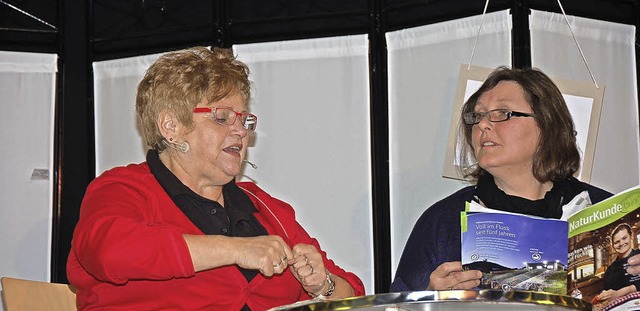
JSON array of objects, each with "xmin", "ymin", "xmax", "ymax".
[{"xmin": 475, "ymin": 173, "xmax": 586, "ymax": 219}]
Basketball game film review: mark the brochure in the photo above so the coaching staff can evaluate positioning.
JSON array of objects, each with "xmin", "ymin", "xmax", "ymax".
[
  {"xmin": 461, "ymin": 185, "xmax": 640, "ymax": 310},
  {"xmin": 461, "ymin": 203, "xmax": 569, "ymax": 295}
]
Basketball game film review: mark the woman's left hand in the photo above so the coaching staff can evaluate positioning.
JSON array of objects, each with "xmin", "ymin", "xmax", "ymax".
[{"xmin": 289, "ymin": 244, "xmax": 329, "ymax": 296}]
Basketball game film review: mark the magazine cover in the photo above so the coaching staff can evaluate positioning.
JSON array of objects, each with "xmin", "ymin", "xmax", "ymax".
[
  {"xmin": 461, "ymin": 185, "xmax": 640, "ymax": 308},
  {"xmin": 568, "ymin": 185, "xmax": 640, "ymax": 311},
  {"xmin": 461, "ymin": 208, "xmax": 569, "ymax": 294}
]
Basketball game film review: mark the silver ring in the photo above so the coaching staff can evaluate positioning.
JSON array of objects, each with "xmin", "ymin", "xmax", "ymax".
[
  {"xmin": 304, "ymin": 256, "xmax": 309, "ymax": 265},
  {"xmin": 274, "ymin": 261, "xmax": 283, "ymax": 268},
  {"xmin": 309, "ymin": 265, "xmax": 314, "ymax": 274}
]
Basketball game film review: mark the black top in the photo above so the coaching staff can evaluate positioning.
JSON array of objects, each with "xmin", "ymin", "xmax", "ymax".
[
  {"xmin": 604, "ymin": 248, "xmax": 640, "ymax": 291},
  {"xmin": 147, "ymin": 150, "xmax": 267, "ymax": 311},
  {"xmin": 390, "ymin": 174, "xmax": 613, "ymax": 292}
]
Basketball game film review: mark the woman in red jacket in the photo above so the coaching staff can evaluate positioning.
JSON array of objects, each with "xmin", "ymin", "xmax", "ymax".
[{"xmin": 67, "ymin": 46, "xmax": 364, "ymax": 310}]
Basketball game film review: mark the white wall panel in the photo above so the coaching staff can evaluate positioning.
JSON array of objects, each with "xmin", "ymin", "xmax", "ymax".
[
  {"xmin": 0, "ymin": 51, "xmax": 57, "ymax": 311},
  {"xmin": 530, "ymin": 10, "xmax": 640, "ymax": 192},
  {"xmin": 234, "ymin": 35, "xmax": 374, "ymax": 293},
  {"xmin": 386, "ymin": 10, "xmax": 512, "ymax": 278}
]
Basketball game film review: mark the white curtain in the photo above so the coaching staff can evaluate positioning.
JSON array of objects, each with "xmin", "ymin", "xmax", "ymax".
[
  {"xmin": 0, "ymin": 51, "xmax": 57, "ymax": 290},
  {"xmin": 530, "ymin": 10, "xmax": 639, "ymax": 192},
  {"xmin": 234, "ymin": 35, "xmax": 374, "ymax": 293},
  {"xmin": 386, "ymin": 10, "xmax": 512, "ymax": 277},
  {"xmin": 94, "ymin": 53, "xmax": 162, "ymax": 174}
]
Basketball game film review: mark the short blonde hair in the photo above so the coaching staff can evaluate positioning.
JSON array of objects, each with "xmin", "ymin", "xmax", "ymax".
[{"xmin": 136, "ymin": 46, "xmax": 251, "ymax": 150}]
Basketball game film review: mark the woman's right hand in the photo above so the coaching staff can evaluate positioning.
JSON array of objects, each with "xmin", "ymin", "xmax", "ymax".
[
  {"xmin": 183, "ymin": 234, "xmax": 292, "ymax": 276},
  {"xmin": 426, "ymin": 261, "xmax": 482, "ymax": 290},
  {"xmin": 234, "ymin": 235, "xmax": 294, "ymax": 277},
  {"xmin": 597, "ymin": 289, "xmax": 615, "ymax": 301}
]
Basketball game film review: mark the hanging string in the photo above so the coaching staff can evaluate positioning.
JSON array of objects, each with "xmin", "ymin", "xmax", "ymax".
[
  {"xmin": 467, "ymin": 0, "xmax": 491, "ymax": 70},
  {"xmin": 0, "ymin": 0, "xmax": 57, "ymax": 31},
  {"xmin": 556, "ymin": 0, "xmax": 599, "ymax": 88},
  {"xmin": 468, "ymin": 0, "xmax": 599, "ymax": 89}
]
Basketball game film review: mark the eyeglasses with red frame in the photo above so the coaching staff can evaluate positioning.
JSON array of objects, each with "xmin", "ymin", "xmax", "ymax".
[{"xmin": 193, "ymin": 107, "xmax": 257, "ymax": 131}]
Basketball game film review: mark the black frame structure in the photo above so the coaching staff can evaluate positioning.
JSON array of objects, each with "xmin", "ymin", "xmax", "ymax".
[{"xmin": 1, "ymin": 0, "xmax": 639, "ymax": 294}]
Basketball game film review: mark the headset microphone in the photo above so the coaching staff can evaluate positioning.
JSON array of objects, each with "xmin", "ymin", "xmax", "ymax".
[{"xmin": 243, "ymin": 159, "xmax": 258, "ymax": 169}]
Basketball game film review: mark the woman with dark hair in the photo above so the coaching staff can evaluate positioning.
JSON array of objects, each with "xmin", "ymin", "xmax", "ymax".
[
  {"xmin": 597, "ymin": 223, "xmax": 640, "ymax": 301},
  {"xmin": 390, "ymin": 66, "xmax": 612, "ymax": 292}
]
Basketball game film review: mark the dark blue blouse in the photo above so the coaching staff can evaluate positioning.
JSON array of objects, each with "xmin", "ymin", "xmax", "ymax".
[{"xmin": 390, "ymin": 181, "xmax": 612, "ymax": 292}]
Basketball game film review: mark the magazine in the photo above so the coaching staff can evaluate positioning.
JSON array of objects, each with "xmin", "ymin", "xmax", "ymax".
[
  {"xmin": 461, "ymin": 185, "xmax": 640, "ymax": 310},
  {"xmin": 461, "ymin": 203, "xmax": 570, "ymax": 295}
]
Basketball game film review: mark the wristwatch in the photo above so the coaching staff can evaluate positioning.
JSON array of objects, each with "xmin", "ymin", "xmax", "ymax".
[{"xmin": 310, "ymin": 269, "xmax": 336, "ymax": 298}]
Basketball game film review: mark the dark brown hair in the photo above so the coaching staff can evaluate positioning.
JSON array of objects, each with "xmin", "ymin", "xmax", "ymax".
[{"xmin": 457, "ymin": 66, "xmax": 580, "ymax": 182}]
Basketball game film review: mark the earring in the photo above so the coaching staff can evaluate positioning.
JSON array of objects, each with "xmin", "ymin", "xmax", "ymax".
[
  {"xmin": 163, "ymin": 139, "xmax": 190, "ymax": 153},
  {"xmin": 175, "ymin": 141, "xmax": 190, "ymax": 153}
]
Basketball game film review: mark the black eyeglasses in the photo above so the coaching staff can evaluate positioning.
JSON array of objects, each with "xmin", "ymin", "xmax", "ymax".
[
  {"xmin": 463, "ymin": 109, "xmax": 535, "ymax": 125},
  {"xmin": 193, "ymin": 107, "xmax": 257, "ymax": 131}
]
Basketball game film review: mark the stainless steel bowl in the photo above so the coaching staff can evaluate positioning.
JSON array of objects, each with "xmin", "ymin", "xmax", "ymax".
[{"xmin": 269, "ymin": 290, "xmax": 592, "ymax": 311}]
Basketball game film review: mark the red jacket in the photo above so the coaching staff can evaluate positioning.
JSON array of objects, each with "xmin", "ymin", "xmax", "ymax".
[{"xmin": 67, "ymin": 162, "xmax": 365, "ymax": 310}]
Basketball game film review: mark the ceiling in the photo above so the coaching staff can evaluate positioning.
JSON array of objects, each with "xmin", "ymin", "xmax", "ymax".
[{"xmin": 1, "ymin": 0, "xmax": 638, "ymax": 60}]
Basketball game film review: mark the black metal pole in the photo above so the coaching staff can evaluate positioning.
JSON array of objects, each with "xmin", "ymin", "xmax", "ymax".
[
  {"xmin": 51, "ymin": 0, "xmax": 64, "ymax": 283},
  {"xmin": 52, "ymin": 0, "xmax": 93, "ymax": 283},
  {"xmin": 213, "ymin": 0, "xmax": 230, "ymax": 48},
  {"xmin": 368, "ymin": 0, "xmax": 391, "ymax": 294},
  {"xmin": 511, "ymin": 0, "xmax": 531, "ymax": 68}
]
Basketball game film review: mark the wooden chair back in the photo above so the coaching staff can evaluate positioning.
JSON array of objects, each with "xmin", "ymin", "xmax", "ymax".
[{"xmin": 1, "ymin": 277, "xmax": 77, "ymax": 311}]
